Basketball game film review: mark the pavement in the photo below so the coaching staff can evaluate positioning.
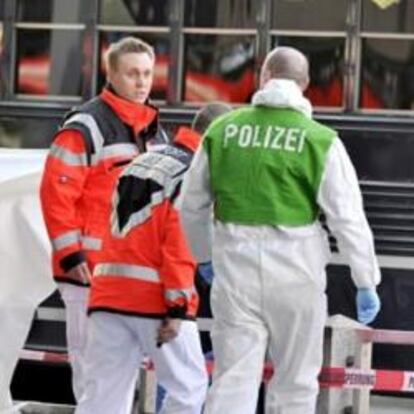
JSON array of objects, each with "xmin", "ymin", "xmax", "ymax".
[
  {"xmin": 371, "ymin": 395, "xmax": 414, "ymax": 413},
  {"xmin": 10, "ymin": 395, "xmax": 414, "ymax": 413}
]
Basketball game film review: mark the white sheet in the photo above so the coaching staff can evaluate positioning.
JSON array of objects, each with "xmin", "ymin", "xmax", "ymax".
[{"xmin": 0, "ymin": 149, "xmax": 56, "ymax": 412}]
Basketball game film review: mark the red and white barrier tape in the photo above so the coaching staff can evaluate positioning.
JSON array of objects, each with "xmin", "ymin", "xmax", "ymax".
[
  {"xmin": 319, "ymin": 367, "xmax": 414, "ymax": 393},
  {"xmin": 20, "ymin": 349, "xmax": 68, "ymax": 364},
  {"xmin": 19, "ymin": 349, "xmax": 414, "ymax": 393}
]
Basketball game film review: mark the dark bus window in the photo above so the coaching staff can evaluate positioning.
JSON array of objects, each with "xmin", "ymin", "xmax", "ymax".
[
  {"xmin": 0, "ymin": 117, "xmax": 59, "ymax": 148},
  {"xmin": 183, "ymin": 34, "xmax": 256, "ymax": 103},
  {"xmin": 362, "ymin": 0, "xmax": 414, "ymax": 33},
  {"xmin": 0, "ymin": 0, "xmax": 4, "ymax": 52},
  {"xmin": 16, "ymin": 29, "xmax": 84, "ymax": 96},
  {"xmin": 16, "ymin": 0, "xmax": 87, "ymax": 24},
  {"xmin": 272, "ymin": 36, "xmax": 345, "ymax": 108},
  {"xmin": 98, "ymin": 32, "xmax": 169, "ymax": 101},
  {"xmin": 184, "ymin": 0, "xmax": 257, "ymax": 28},
  {"xmin": 100, "ymin": 0, "xmax": 168, "ymax": 26},
  {"xmin": 360, "ymin": 39, "xmax": 414, "ymax": 110},
  {"xmin": 0, "ymin": 5, "xmax": 3, "ymax": 96},
  {"xmin": 0, "ymin": 21, "xmax": 3, "ymax": 57},
  {"xmin": 272, "ymin": 0, "xmax": 347, "ymax": 31}
]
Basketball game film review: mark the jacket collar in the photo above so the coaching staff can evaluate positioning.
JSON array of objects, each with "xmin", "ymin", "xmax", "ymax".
[
  {"xmin": 251, "ymin": 79, "xmax": 313, "ymax": 118},
  {"xmin": 100, "ymin": 87, "xmax": 158, "ymax": 135},
  {"xmin": 174, "ymin": 126, "xmax": 201, "ymax": 153}
]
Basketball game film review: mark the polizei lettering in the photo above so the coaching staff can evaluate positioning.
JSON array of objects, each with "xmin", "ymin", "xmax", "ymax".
[{"xmin": 224, "ymin": 124, "xmax": 306, "ymax": 153}]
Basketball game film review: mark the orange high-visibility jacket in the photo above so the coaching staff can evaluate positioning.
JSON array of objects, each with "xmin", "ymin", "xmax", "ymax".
[
  {"xmin": 89, "ymin": 127, "xmax": 201, "ymax": 319},
  {"xmin": 40, "ymin": 88, "xmax": 168, "ymax": 285}
]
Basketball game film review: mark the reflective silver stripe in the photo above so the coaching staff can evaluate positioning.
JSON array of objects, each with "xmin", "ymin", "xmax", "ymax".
[
  {"xmin": 52, "ymin": 230, "xmax": 81, "ymax": 252},
  {"xmin": 147, "ymin": 143, "xmax": 168, "ymax": 152},
  {"xmin": 94, "ymin": 263, "xmax": 160, "ymax": 282},
  {"xmin": 49, "ymin": 143, "xmax": 88, "ymax": 166},
  {"xmin": 132, "ymin": 152, "xmax": 186, "ymax": 178},
  {"xmin": 100, "ymin": 143, "xmax": 139, "ymax": 160},
  {"xmin": 165, "ymin": 287, "xmax": 194, "ymax": 302},
  {"xmin": 81, "ymin": 236, "xmax": 102, "ymax": 251},
  {"xmin": 64, "ymin": 113, "xmax": 105, "ymax": 163}
]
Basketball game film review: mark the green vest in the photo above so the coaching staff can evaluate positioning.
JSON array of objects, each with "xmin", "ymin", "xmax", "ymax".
[{"xmin": 203, "ymin": 106, "xmax": 336, "ymax": 226}]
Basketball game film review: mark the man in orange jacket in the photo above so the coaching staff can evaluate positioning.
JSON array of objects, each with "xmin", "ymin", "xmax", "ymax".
[
  {"xmin": 40, "ymin": 36, "xmax": 168, "ymax": 402},
  {"xmin": 75, "ymin": 102, "xmax": 231, "ymax": 414}
]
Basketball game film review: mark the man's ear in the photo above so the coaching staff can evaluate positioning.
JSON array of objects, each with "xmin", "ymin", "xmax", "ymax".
[
  {"xmin": 300, "ymin": 75, "xmax": 310, "ymax": 92},
  {"xmin": 260, "ymin": 68, "xmax": 270, "ymax": 89},
  {"xmin": 106, "ymin": 70, "xmax": 112, "ymax": 85}
]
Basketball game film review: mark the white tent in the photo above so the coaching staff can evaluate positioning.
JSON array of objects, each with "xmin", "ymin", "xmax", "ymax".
[{"xmin": 0, "ymin": 149, "xmax": 56, "ymax": 412}]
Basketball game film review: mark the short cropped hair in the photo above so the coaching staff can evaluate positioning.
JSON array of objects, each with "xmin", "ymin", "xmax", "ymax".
[
  {"xmin": 192, "ymin": 102, "xmax": 233, "ymax": 135},
  {"xmin": 262, "ymin": 47, "xmax": 309, "ymax": 89},
  {"xmin": 105, "ymin": 36, "xmax": 155, "ymax": 72}
]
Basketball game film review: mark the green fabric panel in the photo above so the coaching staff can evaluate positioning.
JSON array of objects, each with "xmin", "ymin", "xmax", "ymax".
[{"xmin": 203, "ymin": 106, "xmax": 335, "ymax": 226}]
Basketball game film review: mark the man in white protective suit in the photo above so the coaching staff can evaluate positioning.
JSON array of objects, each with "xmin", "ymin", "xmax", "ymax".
[
  {"xmin": 178, "ymin": 47, "xmax": 382, "ymax": 414},
  {"xmin": 0, "ymin": 149, "xmax": 55, "ymax": 413}
]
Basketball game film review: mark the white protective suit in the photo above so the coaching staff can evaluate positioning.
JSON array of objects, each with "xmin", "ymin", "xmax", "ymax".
[
  {"xmin": 76, "ymin": 314, "xmax": 207, "ymax": 414},
  {"xmin": 179, "ymin": 80, "xmax": 381, "ymax": 414},
  {"xmin": 0, "ymin": 149, "xmax": 55, "ymax": 413}
]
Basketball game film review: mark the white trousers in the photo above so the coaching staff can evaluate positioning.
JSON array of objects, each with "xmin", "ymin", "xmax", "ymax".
[
  {"xmin": 75, "ymin": 312, "xmax": 208, "ymax": 414},
  {"xmin": 58, "ymin": 284, "xmax": 89, "ymax": 402},
  {"xmin": 204, "ymin": 224, "xmax": 330, "ymax": 414}
]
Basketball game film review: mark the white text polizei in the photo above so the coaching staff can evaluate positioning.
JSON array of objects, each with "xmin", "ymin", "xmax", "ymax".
[{"xmin": 223, "ymin": 124, "xmax": 306, "ymax": 153}]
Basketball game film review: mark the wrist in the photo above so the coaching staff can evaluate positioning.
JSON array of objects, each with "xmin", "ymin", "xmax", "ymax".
[
  {"xmin": 166, "ymin": 305, "xmax": 187, "ymax": 319},
  {"xmin": 60, "ymin": 251, "xmax": 87, "ymax": 272}
]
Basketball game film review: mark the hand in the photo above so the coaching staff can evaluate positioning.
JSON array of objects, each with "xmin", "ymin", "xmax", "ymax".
[
  {"xmin": 66, "ymin": 262, "xmax": 92, "ymax": 285},
  {"xmin": 356, "ymin": 288, "xmax": 381, "ymax": 325},
  {"xmin": 198, "ymin": 262, "xmax": 214, "ymax": 285},
  {"xmin": 156, "ymin": 318, "xmax": 181, "ymax": 347}
]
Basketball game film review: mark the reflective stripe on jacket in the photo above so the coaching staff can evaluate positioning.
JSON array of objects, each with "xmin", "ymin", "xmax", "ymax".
[
  {"xmin": 40, "ymin": 88, "xmax": 169, "ymax": 285},
  {"xmin": 89, "ymin": 127, "xmax": 201, "ymax": 318}
]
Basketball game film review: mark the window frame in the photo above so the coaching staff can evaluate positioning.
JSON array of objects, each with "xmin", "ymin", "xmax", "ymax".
[{"xmin": 0, "ymin": 0, "xmax": 413, "ymax": 115}]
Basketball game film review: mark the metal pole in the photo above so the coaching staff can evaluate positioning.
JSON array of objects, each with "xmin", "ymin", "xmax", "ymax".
[
  {"xmin": 1, "ymin": 0, "xmax": 17, "ymax": 100},
  {"xmin": 256, "ymin": 0, "xmax": 271, "ymax": 83},
  {"xmin": 166, "ymin": 0, "xmax": 184, "ymax": 105},
  {"xmin": 344, "ymin": 0, "xmax": 362, "ymax": 112}
]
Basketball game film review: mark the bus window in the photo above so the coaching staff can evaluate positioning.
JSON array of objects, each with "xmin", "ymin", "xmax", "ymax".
[
  {"xmin": 362, "ymin": 0, "xmax": 414, "ymax": 33},
  {"xmin": 184, "ymin": 0, "xmax": 257, "ymax": 28},
  {"xmin": 360, "ymin": 38, "xmax": 414, "ymax": 110},
  {"xmin": 16, "ymin": 0, "xmax": 87, "ymax": 24},
  {"xmin": 271, "ymin": 0, "xmax": 347, "ymax": 32},
  {"xmin": 183, "ymin": 34, "xmax": 256, "ymax": 104},
  {"xmin": 100, "ymin": 0, "xmax": 169, "ymax": 26},
  {"xmin": 16, "ymin": 29, "xmax": 84, "ymax": 96}
]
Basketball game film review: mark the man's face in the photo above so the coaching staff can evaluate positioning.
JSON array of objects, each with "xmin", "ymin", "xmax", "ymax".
[{"xmin": 108, "ymin": 52, "xmax": 154, "ymax": 104}]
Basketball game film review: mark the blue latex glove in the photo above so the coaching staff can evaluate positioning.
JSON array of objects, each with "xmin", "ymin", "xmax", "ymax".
[
  {"xmin": 198, "ymin": 262, "xmax": 214, "ymax": 285},
  {"xmin": 356, "ymin": 288, "xmax": 381, "ymax": 325}
]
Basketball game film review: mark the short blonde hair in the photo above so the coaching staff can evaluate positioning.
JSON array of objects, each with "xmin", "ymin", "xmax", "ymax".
[{"xmin": 105, "ymin": 37, "xmax": 155, "ymax": 72}]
